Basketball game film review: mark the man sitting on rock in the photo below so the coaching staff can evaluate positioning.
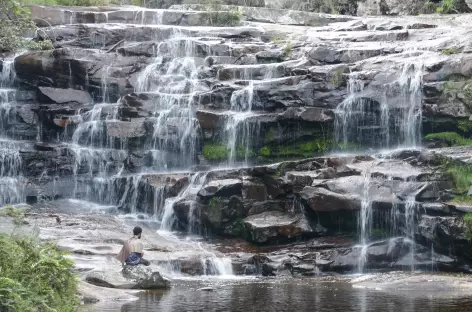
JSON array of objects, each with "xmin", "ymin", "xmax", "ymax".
[{"xmin": 116, "ymin": 226, "xmax": 150, "ymax": 266}]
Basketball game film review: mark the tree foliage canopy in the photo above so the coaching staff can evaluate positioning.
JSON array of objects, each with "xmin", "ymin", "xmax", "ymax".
[{"xmin": 0, "ymin": 0, "xmax": 53, "ymax": 52}]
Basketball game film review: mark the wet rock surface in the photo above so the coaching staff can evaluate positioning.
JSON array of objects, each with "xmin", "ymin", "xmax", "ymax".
[{"xmin": 86, "ymin": 266, "xmax": 170, "ymax": 289}]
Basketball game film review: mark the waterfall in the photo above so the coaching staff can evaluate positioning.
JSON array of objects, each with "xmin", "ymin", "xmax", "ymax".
[
  {"xmin": 0, "ymin": 59, "xmax": 25, "ymax": 206},
  {"xmin": 334, "ymin": 61, "xmax": 424, "ymax": 149},
  {"xmin": 224, "ymin": 64, "xmax": 280, "ymax": 166},
  {"xmin": 137, "ymin": 34, "xmax": 201, "ymax": 171},
  {"xmin": 357, "ymin": 167, "xmax": 373, "ymax": 273},
  {"xmin": 158, "ymin": 172, "xmax": 207, "ymax": 232},
  {"xmin": 404, "ymin": 198, "xmax": 417, "ymax": 271}
]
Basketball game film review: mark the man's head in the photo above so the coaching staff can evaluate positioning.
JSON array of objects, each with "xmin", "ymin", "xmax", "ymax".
[{"xmin": 133, "ymin": 226, "xmax": 142, "ymax": 238}]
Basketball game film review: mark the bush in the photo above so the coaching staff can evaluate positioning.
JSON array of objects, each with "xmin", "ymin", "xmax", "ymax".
[
  {"xmin": 0, "ymin": 206, "xmax": 26, "ymax": 225},
  {"xmin": 424, "ymin": 132, "xmax": 472, "ymax": 147},
  {"xmin": 0, "ymin": 234, "xmax": 79, "ymax": 312},
  {"xmin": 0, "ymin": 0, "xmax": 54, "ymax": 52},
  {"xmin": 446, "ymin": 161, "xmax": 472, "ymax": 193}
]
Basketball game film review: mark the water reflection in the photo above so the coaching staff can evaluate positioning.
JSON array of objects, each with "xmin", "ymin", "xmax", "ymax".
[{"xmin": 112, "ymin": 278, "xmax": 472, "ymax": 312}]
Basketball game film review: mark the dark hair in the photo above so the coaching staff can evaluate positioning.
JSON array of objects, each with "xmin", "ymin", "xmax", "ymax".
[{"xmin": 133, "ymin": 226, "xmax": 142, "ymax": 236}]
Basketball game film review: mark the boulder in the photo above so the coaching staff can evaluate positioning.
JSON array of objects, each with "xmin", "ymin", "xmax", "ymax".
[
  {"xmin": 198, "ymin": 179, "xmax": 242, "ymax": 199},
  {"xmin": 417, "ymin": 215, "xmax": 472, "ymax": 262},
  {"xmin": 243, "ymin": 211, "xmax": 314, "ymax": 243},
  {"xmin": 299, "ymin": 186, "xmax": 361, "ymax": 212},
  {"xmin": 86, "ymin": 266, "xmax": 170, "ymax": 289}
]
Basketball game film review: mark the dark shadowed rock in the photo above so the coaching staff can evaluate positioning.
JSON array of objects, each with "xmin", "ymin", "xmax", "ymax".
[{"xmin": 299, "ymin": 186, "xmax": 361, "ymax": 212}]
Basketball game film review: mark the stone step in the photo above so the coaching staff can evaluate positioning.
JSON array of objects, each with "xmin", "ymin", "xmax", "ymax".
[
  {"xmin": 40, "ymin": 24, "xmax": 264, "ymax": 49},
  {"xmin": 32, "ymin": 5, "xmax": 245, "ymax": 27},
  {"xmin": 170, "ymin": 4, "xmax": 355, "ymax": 26}
]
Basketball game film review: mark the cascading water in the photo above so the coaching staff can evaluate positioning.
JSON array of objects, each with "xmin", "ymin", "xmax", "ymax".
[
  {"xmin": 334, "ymin": 61, "xmax": 424, "ymax": 149},
  {"xmin": 358, "ymin": 167, "xmax": 373, "ymax": 273},
  {"xmin": 136, "ymin": 33, "xmax": 201, "ymax": 171},
  {"xmin": 0, "ymin": 59, "xmax": 25, "ymax": 206},
  {"xmin": 404, "ymin": 198, "xmax": 417, "ymax": 271},
  {"xmin": 59, "ymin": 24, "xmax": 234, "ymax": 276},
  {"xmin": 224, "ymin": 65, "xmax": 280, "ymax": 166}
]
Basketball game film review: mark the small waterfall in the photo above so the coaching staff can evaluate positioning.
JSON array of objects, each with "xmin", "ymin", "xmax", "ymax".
[
  {"xmin": 158, "ymin": 172, "xmax": 207, "ymax": 231},
  {"xmin": 0, "ymin": 59, "xmax": 25, "ymax": 206},
  {"xmin": 224, "ymin": 65, "xmax": 279, "ymax": 166},
  {"xmin": 334, "ymin": 61, "xmax": 424, "ymax": 149},
  {"xmin": 201, "ymin": 252, "xmax": 234, "ymax": 276},
  {"xmin": 358, "ymin": 167, "xmax": 373, "ymax": 273},
  {"xmin": 334, "ymin": 72, "xmax": 366, "ymax": 147},
  {"xmin": 431, "ymin": 244, "xmax": 435, "ymax": 272},
  {"xmin": 404, "ymin": 198, "xmax": 417, "ymax": 271},
  {"xmin": 136, "ymin": 34, "xmax": 201, "ymax": 171}
]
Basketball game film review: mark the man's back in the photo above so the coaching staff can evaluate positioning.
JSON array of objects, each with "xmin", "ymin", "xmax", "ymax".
[{"xmin": 128, "ymin": 237, "xmax": 143, "ymax": 254}]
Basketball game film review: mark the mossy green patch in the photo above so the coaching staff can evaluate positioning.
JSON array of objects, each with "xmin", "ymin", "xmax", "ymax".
[
  {"xmin": 445, "ymin": 161, "xmax": 472, "ymax": 193},
  {"xmin": 464, "ymin": 212, "xmax": 472, "ymax": 241},
  {"xmin": 206, "ymin": 197, "xmax": 223, "ymax": 226},
  {"xmin": 0, "ymin": 206, "xmax": 26, "ymax": 225},
  {"xmin": 202, "ymin": 143, "xmax": 228, "ymax": 160},
  {"xmin": 442, "ymin": 48, "xmax": 462, "ymax": 55},
  {"xmin": 424, "ymin": 132, "xmax": 472, "ymax": 146},
  {"xmin": 330, "ymin": 67, "xmax": 345, "ymax": 88},
  {"xmin": 451, "ymin": 195, "xmax": 472, "ymax": 204},
  {"xmin": 259, "ymin": 146, "xmax": 271, "ymax": 157}
]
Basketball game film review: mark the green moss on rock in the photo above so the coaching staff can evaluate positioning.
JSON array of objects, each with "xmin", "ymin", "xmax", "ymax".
[
  {"xmin": 202, "ymin": 143, "xmax": 228, "ymax": 160},
  {"xmin": 424, "ymin": 132, "xmax": 472, "ymax": 146}
]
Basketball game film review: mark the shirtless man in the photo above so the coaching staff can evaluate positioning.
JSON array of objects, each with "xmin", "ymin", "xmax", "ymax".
[{"xmin": 116, "ymin": 226, "xmax": 150, "ymax": 266}]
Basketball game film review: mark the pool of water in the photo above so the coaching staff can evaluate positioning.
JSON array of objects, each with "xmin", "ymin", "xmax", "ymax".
[{"xmin": 84, "ymin": 277, "xmax": 472, "ymax": 312}]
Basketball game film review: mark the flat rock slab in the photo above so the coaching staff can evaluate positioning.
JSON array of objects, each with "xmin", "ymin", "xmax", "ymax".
[
  {"xmin": 78, "ymin": 281, "xmax": 141, "ymax": 304},
  {"xmin": 86, "ymin": 266, "xmax": 170, "ymax": 289},
  {"xmin": 351, "ymin": 272, "xmax": 472, "ymax": 297}
]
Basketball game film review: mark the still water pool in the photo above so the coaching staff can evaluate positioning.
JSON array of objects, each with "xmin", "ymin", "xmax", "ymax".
[{"xmin": 85, "ymin": 277, "xmax": 472, "ymax": 312}]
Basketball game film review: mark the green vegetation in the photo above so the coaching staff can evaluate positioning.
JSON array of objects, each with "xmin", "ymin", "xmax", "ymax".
[
  {"xmin": 0, "ymin": 233, "xmax": 79, "ymax": 311},
  {"xmin": 283, "ymin": 42, "xmax": 292, "ymax": 58},
  {"xmin": 271, "ymin": 34, "xmax": 288, "ymax": 44},
  {"xmin": 424, "ymin": 132, "xmax": 472, "ymax": 147},
  {"xmin": 330, "ymin": 67, "xmax": 345, "ymax": 88},
  {"xmin": 277, "ymin": 138, "xmax": 333, "ymax": 158},
  {"xmin": 259, "ymin": 146, "xmax": 271, "ymax": 157},
  {"xmin": 457, "ymin": 120, "xmax": 472, "ymax": 133},
  {"xmin": 436, "ymin": 0, "xmax": 460, "ymax": 13},
  {"xmin": 206, "ymin": 197, "xmax": 223, "ymax": 225},
  {"xmin": 421, "ymin": 1, "xmax": 438, "ymax": 13},
  {"xmin": 0, "ymin": 0, "xmax": 53, "ymax": 52},
  {"xmin": 441, "ymin": 48, "xmax": 462, "ymax": 55},
  {"xmin": 289, "ymin": 0, "xmax": 358, "ymax": 15},
  {"xmin": 202, "ymin": 143, "xmax": 228, "ymax": 160},
  {"xmin": 421, "ymin": 0, "xmax": 470, "ymax": 14},
  {"xmin": 464, "ymin": 212, "xmax": 472, "ymax": 240},
  {"xmin": 24, "ymin": 0, "xmax": 120, "ymax": 6},
  {"xmin": 371, "ymin": 227, "xmax": 389, "ymax": 240},
  {"xmin": 445, "ymin": 161, "xmax": 472, "ymax": 194},
  {"xmin": 0, "ymin": 206, "xmax": 26, "ymax": 225}
]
